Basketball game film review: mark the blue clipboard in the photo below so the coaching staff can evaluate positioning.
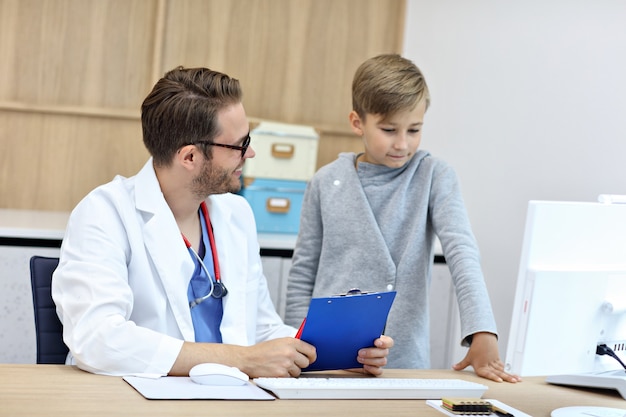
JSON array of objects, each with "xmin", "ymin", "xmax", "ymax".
[{"xmin": 298, "ymin": 290, "xmax": 396, "ymax": 371}]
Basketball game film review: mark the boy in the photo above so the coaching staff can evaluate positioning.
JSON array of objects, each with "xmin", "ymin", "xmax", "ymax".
[{"xmin": 285, "ymin": 54, "xmax": 519, "ymax": 383}]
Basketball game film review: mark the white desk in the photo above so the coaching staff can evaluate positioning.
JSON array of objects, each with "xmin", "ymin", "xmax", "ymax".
[
  {"xmin": 0, "ymin": 209, "xmax": 297, "ymax": 363},
  {"xmin": 0, "ymin": 209, "xmax": 456, "ymax": 368},
  {"xmin": 0, "ymin": 208, "xmax": 68, "ymax": 240},
  {"xmin": 0, "ymin": 208, "xmax": 295, "ymax": 250},
  {"xmin": 0, "ymin": 210, "xmax": 67, "ymax": 363}
]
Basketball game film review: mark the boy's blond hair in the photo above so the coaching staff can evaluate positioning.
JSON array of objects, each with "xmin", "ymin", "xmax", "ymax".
[{"xmin": 352, "ymin": 54, "xmax": 430, "ymax": 120}]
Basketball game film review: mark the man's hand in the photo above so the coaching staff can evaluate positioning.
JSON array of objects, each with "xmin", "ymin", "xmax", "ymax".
[
  {"xmin": 452, "ymin": 332, "xmax": 521, "ymax": 383},
  {"xmin": 171, "ymin": 338, "xmax": 316, "ymax": 378},
  {"xmin": 237, "ymin": 337, "xmax": 317, "ymax": 378}
]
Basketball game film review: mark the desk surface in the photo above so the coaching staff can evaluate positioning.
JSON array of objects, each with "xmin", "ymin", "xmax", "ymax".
[
  {"xmin": 0, "ymin": 208, "xmax": 297, "ymax": 250},
  {"xmin": 0, "ymin": 365, "xmax": 623, "ymax": 417},
  {"xmin": 0, "ymin": 209, "xmax": 69, "ymax": 240}
]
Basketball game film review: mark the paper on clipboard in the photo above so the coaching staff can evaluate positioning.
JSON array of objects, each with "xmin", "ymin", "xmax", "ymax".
[{"xmin": 298, "ymin": 290, "xmax": 396, "ymax": 371}]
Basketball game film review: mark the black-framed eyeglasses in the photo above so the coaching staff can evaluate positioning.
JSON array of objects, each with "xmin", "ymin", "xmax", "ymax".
[{"xmin": 190, "ymin": 134, "xmax": 251, "ymax": 159}]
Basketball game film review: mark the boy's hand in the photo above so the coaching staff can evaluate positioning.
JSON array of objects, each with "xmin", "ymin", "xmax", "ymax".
[
  {"xmin": 452, "ymin": 332, "xmax": 521, "ymax": 383},
  {"xmin": 351, "ymin": 335, "xmax": 394, "ymax": 376}
]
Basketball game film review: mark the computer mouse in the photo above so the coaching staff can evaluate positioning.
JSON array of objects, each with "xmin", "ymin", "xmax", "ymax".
[{"xmin": 189, "ymin": 363, "xmax": 249, "ymax": 386}]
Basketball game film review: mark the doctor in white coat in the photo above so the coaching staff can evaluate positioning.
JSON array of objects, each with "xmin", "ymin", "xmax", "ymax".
[{"xmin": 52, "ymin": 66, "xmax": 393, "ymax": 378}]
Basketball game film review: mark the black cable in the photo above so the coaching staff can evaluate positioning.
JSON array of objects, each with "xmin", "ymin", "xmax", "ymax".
[{"xmin": 596, "ymin": 344, "xmax": 626, "ymax": 371}]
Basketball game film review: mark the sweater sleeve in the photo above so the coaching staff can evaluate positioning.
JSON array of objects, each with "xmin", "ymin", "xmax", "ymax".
[{"xmin": 428, "ymin": 160, "xmax": 498, "ymax": 345}]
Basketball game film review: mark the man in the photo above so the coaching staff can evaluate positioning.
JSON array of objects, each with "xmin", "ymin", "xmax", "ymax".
[{"xmin": 52, "ymin": 66, "xmax": 393, "ymax": 377}]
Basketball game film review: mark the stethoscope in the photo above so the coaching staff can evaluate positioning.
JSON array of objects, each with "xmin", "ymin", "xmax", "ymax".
[{"xmin": 181, "ymin": 201, "xmax": 228, "ymax": 308}]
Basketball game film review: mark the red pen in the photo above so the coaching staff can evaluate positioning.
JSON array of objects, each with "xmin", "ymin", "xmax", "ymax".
[{"xmin": 295, "ymin": 318, "xmax": 306, "ymax": 339}]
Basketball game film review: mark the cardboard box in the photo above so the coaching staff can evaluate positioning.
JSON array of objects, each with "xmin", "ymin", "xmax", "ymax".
[
  {"xmin": 244, "ymin": 121, "xmax": 319, "ymax": 181},
  {"xmin": 241, "ymin": 178, "xmax": 307, "ymax": 234}
]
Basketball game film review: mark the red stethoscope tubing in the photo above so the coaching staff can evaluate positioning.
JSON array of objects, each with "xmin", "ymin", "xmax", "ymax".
[{"xmin": 181, "ymin": 201, "xmax": 221, "ymax": 282}]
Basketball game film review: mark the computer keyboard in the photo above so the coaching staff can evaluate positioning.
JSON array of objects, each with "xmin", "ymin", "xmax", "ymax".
[{"xmin": 253, "ymin": 377, "xmax": 488, "ymax": 399}]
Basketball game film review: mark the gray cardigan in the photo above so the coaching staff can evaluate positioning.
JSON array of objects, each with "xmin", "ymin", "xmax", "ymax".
[{"xmin": 285, "ymin": 151, "xmax": 497, "ymax": 368}]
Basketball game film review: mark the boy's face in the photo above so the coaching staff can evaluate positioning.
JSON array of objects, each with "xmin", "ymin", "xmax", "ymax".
[{"xmin": 349, "ymin": 100, "xmax": 426, "ymax": 169}]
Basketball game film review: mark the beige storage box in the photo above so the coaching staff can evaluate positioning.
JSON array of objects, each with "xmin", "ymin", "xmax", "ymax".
[{"xmin": 244, "ymin": 121, "xmax": 319, "ymax": 181}]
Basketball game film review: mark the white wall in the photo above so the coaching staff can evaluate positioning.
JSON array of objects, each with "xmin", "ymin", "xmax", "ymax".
[{"xmin": 403, "ymin": 0, "xmax": 626, "ymax": 360}]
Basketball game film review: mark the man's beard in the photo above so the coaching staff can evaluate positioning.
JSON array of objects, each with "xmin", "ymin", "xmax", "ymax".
[{"xmin": 190, "ymin": 159, "xmax": 241, "ymax": 199}]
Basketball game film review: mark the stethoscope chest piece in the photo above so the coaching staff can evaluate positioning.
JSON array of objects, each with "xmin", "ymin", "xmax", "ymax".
[
  {"xmin": 184, "ymin": 201, "xmax": 229, "ymax": 307},
  {"xmin": 211, "ymin": 281, "xmax": 228, "ymax": 299}
]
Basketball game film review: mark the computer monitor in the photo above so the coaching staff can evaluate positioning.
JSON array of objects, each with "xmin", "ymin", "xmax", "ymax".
[{"xmin": 504, "ymin": 200, "xmax": 626, "ymax": 377}]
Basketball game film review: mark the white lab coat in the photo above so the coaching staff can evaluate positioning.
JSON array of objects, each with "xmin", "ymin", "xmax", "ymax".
[{"xmin": 52, "ymin": 159, "xmax": 296, "ymax": 376}]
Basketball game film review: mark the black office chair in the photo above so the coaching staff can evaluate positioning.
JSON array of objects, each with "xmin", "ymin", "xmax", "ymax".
[{"xmin": 30, "ymin": 256, "xmax": 69, "ymax": 364}]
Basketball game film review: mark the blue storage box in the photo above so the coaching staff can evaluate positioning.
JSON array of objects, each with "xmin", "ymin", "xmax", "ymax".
[{"xmin": 241, "ymin": 178, "xmax": 307, "ymax": 234}]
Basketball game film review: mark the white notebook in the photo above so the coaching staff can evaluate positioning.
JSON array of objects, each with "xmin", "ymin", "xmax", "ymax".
[{"xmin": 123, "ymin": 376, "xmax": 275, "ymax": 400}]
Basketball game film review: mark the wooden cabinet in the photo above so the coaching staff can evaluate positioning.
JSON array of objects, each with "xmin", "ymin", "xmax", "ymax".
[{"xmin": 0, "ymin": 0, "xmax": 406, "ymax": 211}]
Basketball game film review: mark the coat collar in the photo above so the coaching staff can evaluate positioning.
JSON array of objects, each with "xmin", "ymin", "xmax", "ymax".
[
  {"xmin": 132, "ymin": 159, "xmax": 250, "ymax": 344},
  {"xmin": 204, "ymin": 197, "xmax": 250, "ymax": 345},
  {"xmin": 134, "ymin": 159, "xmax": 196, "ymax": 340}
]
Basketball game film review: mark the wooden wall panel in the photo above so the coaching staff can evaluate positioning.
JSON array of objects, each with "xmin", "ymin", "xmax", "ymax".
[
  {"xmin": 316, "ymin": 131, "xmax": 364, "ymax": 169},
  {"xmin": 0, "ymin": 0, "xmax": 405, "ymax": 211},
  {"xmin": 160, "ymin": 0, "xmax": 405, "ymax": 128},
  {"xmin": 0, "ymin": 0, "xmax": 157, "ymax": 109},
  {"xmin": 0, "ymin": 111, "xmax": 147, "ymax": 210}
]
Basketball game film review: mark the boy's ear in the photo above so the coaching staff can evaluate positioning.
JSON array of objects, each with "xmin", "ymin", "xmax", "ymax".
[{"xmin": 349, "ymin": 111, "xmax": 364, "ymax": 136}]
